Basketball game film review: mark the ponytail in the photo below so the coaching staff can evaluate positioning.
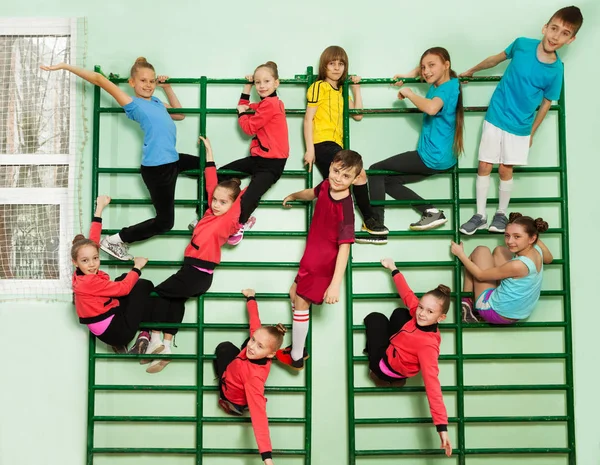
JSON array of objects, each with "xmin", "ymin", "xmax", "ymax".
[{"xmin": 450, "ymin": 69, "xmax": 465, "ymax": 156}]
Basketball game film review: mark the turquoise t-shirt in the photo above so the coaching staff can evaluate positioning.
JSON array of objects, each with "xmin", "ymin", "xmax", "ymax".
[
  {"xmin": 417, "ymin": 77, "xmax": 460, "ymax": 171},
  {"xmin": 486, "ymin": 37, "xmax": 564, "ymax": 136},
  {"xmin": 489, "ymin": 244, "xmax": 544, "ymax": 320},
  {"xmin": 123, "ymin": 96, "xmax": 179, "ymax": 167}
]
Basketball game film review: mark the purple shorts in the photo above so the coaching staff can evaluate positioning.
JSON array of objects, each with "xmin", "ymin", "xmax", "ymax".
[{"xmin": 475, "ymin": 288, "xmax": 518, "ymax": 325}]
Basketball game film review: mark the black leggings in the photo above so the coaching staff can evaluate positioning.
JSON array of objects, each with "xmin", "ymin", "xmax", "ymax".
[
  {"xmin": 153, "ymin": 264, "xmax": 214, "ymax": 335},
  {"xmin": 368, "ymin": 150, "xmax": 446, "ymax": 222},
  {"xmin": 218, "ymin": 156, "xmax": 287, "ymax": 224},
  {"xmin": 364, "ymin": 308, "xmax": 412, "ymax": 382},
  {"xmin": 97, "ymin": 278, "xmax": 157, "ymax": 347},
  {"xmin": 120, "ymin": 153, "xmax": 200, "ymax": 243},
  {"xmin": 314, "ymin": 141, "xmax": 374, "ymax": 221},
  {"xmin": 214, "ymin": 338, "xmax": 250, "ymax": 406}
]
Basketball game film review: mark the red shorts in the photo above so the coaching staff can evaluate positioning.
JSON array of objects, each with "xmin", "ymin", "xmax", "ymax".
[{"xmin": 294, "ymin": 268, "xmax": 331, "ymax": 305}]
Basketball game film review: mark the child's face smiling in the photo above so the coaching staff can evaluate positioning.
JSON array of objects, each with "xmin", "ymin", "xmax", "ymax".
[
  {"xmin": 541, "ymin": 19, "xmax": 576, "ymax": 53},
  {"xmin": 328, "ymin": 161, "xmax": 357, "ymax": 193},
  {"xmin": 415, "ymin": 295, "xmax": 446, "ymax": 326},
  {"xmin": 420, "ymin": 53, "xmax": 450, "ymax": 86},
  {"xmin": 128, "ymin": 68, "xmax": 157, "ymax": 100},
  {"xmin": 73, "ymin": 245, "xmax": 100, "ymax": 275},
  {"xmin": 253, "ymin": 67, "xmax": 279, "ymax": 98},
  {"xmin": 246, "ymin": 329, "xmax": 277, "ymax": 360},
  {"xmin": 504, "ymin": 223, "xmax": 536, "ymax": 255}
]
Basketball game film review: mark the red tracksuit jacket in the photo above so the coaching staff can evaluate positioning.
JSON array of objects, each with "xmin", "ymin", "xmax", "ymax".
[
  {"xmin": 72, "ymin": 218, "xmax": 140, "ymax": 324},
  {"xmin": 385, "ymin": 270, "xmax": 449, "ymax": 429},
  {"xmin": 183, "ymin": 162, "xmax": 246, "ymax": 270},
  {"xmin": 238, "ymin": 92, "xmax": 289, "ymax": 159},
  {"xmin": 220, "ymin": 297, "xmax": 273, "ymax": 460}
]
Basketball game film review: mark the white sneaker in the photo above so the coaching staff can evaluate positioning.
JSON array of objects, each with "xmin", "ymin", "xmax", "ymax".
[
  {"xmin": 140, "ymin": 339, "xmax": 164, "ymax": 365},
  {"xmin": 100, "ymin": 237, "xmax": 133, "ymax": 261},
  {"xmin": 146, "ymin": 345, "xmax": 172, "ymax": 374}
]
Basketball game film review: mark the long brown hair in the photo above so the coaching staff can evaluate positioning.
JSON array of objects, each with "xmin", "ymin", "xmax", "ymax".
[
  {"xmin": 317, "ymin": 45, "xmax": 349, "ymax": 88},
  {"xmin": 420, "ymin": 47, "xmax": 464, "ymax": 156}
]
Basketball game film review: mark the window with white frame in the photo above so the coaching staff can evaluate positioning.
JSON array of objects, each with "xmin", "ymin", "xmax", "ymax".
[{"xmin": 0, "ymin": 18, "xmax": 82, "ymax": 293}]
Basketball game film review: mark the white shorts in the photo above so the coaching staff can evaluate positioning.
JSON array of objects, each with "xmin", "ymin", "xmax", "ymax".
[{"xmin": 478, "ymin": 121, "xmax": 530, "ymax": 166}]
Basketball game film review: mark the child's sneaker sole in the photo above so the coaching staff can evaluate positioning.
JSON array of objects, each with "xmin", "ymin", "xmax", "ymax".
[
  {"xmin": 409, "ymin": 217, "xmax": 448, "ymax": 231},
  {"xmin": 140, "ymin": 344, "xmax": 165, "ymax": 365},
  {"xmin": 146, "ymin": 359, "xmax": 171, "ymax": 374}
]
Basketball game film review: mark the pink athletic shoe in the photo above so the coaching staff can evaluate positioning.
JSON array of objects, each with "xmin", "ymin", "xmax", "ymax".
[{"xmin": 227, "ymin": 216, "xmax": 256, "ymax": 246}]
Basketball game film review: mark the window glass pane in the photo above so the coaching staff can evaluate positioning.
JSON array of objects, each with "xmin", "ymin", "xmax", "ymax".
[{"xmin": 0, "ymin": 165, "xmax": 69, "ymax": 188}]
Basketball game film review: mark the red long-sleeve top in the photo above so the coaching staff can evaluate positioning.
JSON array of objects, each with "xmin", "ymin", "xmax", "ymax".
[
  {"xmin": 237, "ymin": 92, "xmax": 289, "ymax": 159},
  {"xmin": 385, "ymin": 270, "xmax": 449, "ymax": 430},
  {"xmin": 220, "ymin": 297, "xmax": 273, "ymax": 460},
  {"xmin": 183, "ymin": 162, "xmax": 246, "ymax": 270},
  {"xmin": 72, "ymin": 218, "xmax": 141, "ymax": 324}
]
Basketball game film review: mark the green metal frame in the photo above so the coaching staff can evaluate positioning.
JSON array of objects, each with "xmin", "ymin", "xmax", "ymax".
[
  {"xmin": 87, "ymin": 66, "xmax": 318, "ymax": 464},
  {"xmin": 345, "ymin": 77, "xmax": 574, "ymax": 463}
]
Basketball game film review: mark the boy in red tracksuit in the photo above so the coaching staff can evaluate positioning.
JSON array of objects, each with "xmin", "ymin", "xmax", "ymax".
[
  {"xmin": 71, "ymin": 195, "xmax": 158, "ymax": 351},
  {"xmin": 364, "ymin": 258, "xmax": 453, "ymax": 457},
  {"xmin": 217, "ymin": 60, "xmax": 290, "ymax": 245},
  {"xmin": 134, "ymin": 136, "xmax": 247, "ymax": 373},
  {"xmin": 214, "ymin": 289, "xmax": 285, "ymax": 465}
]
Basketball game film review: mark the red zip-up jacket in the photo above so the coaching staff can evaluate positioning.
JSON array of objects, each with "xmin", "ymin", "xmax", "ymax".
[
  {"xmin": 183, "ymin": 162, "xmax": 246, "ymax": 270},
  {"xmin": 72, "ymin": 218, "xmax": 141, "ymax": 324},
  {"xmin": 238, "ymin": 92, "xmax": 289, "ymax": 159},
  {"xmin": 220, "ymin": 297, "xmax": 273, "ymax": 460},
  {"xmin": 385, "ymin": 270, "xmax": 449, "ymax": 430}
]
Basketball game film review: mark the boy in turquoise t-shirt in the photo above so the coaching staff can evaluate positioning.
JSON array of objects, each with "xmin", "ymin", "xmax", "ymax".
[{"xmin": 459, "ymin": 6, "xmax": 583, "ymax": 235}]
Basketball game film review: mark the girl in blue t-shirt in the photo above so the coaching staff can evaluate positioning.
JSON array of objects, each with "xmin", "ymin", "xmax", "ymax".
[
  {"xmin": 360, "ymin": 47, "xmax": 464, "ymax": 242},
  {"xmin": 41, "ymin": 57, "xmax": 198, "ymax": 260},
  {"xmin": 450, "ymin": 213, "xmax": 553, "ymax": 324}
]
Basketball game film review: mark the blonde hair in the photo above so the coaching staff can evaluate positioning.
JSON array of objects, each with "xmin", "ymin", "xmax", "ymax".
[
  {"xmin": 254, "ymin": 61, "xmax": 279, "ymax": 80},
  {"xmin": 130, "ymin": 56, "xmax": 155, "ymax": 78}
]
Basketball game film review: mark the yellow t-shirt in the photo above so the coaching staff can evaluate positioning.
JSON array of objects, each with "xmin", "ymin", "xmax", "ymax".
[{"xmin": 307, "ymin": 80, "xmax": 346, "ymax": 147}]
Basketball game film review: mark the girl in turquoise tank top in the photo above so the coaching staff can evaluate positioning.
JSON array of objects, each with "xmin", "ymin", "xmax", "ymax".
[{"xmin": 450, "ymin": 213, "xmax": 553, "ymax": 324}]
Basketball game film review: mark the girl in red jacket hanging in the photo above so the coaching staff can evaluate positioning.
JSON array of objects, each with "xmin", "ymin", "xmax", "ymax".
[
  {"xmin": 214, "ymin": 289, "xmax": 285, "ymax": 465},
  {"xmin": 71, "ymin": 195, "xmax": 159, "ymax": 352},
  {"xmin": 215, "ymin": 61, "xmax": 289, "ymax": 246},
  {"xmin": 138, "ymin": 136, "xmax": 247, "ymax": 373},
  {"xmin": 363, "ymin": 258, "xmax": 453, "ymax": 457}
]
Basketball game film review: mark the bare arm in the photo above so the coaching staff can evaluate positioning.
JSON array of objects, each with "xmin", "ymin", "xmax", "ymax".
[
  {"xmin": 460, "ymin": 51, "xmax": 508, "ymax": 77},
  {"xmin": 450, "ymin": 241, "xmax": 529, "ymax": 281},
  {"xmin": 323, "ymin": 243, "xmax": 351, "ymax": 304},
  {"xmin": 348, "ymin": 75, "xmax": 363, "ymax": 121},
  {"xmin": 158, "ymin": 75, "xmax": 185, "ymax": 121},
  {"xmin": 303, "ymin": 106, "xmax": 318, "ymax": 171},
  {"xmin": 398, "ymin": 86, "xmax": 444, "ymax": 116},
  {"xmin": 393, "ymin": 66, "xmax": 421, "ymax": 79},
  {"xmin": 536, "ymin": 239, "xmax": 554, "ymax": 264},
  {"xmin": 529, "ymin": 98, "xmax": 552, "ymax": 146},
  {"xmin": 282, "ymin": 188, "xmax": 316, "ymax": 206},
  {"xmin": 40, "ymin": 63, "xmax": 132, "ymax": 106}
]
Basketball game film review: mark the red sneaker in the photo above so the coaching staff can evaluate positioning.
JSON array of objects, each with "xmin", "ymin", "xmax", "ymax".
[{"xmin": 275, "ymin": 346, "xmax": 309, "ymax": 371}]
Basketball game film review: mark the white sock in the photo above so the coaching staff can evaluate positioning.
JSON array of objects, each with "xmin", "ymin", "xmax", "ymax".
[
  {"xmin": 476, "ymin": 175, "xmax": 491, "ymax": 218},
  {"xmin": 291, "ymin": 309, "xmax": 310, "ymax": 361},
  {"xmin": 497, "ymin": 179, "xmax": 514, "ymax": 214},
  {"xmin": 163, "ymin": 339, "xmax": 172, "ymax": 349},
  {"xmin": 108, "ymin": 233, "xmax": 123, "ymax": 244}
]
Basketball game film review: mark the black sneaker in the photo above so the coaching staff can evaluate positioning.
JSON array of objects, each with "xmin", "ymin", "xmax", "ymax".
[
  {"xmin": 362, "ymin": 217, "xmax": 389, "ymax": 236},
  {"xmin": 355, "ymin": 235, "xmax": 388, "ymax": 245},
  {"xmin": 409, "ymin": 210, "xmax": 447, "ymax": 231}
]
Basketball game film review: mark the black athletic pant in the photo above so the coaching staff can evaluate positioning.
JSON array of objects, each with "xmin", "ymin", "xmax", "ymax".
[
  {"xmin": 120, "ymin": 153, "xmax": 200, "ymax": 243},
  {"xmin": 97, "ymin": 278, "xmax": 157, "ymax": 347},
  {"xmin": 368, "ymin": 150, "xmax": 446, "ymax": 222},
  {"xmin": 214, "ymin": 338, "xmax": 250, "ymax": 405},
  {"xmin": 314, "ymin": 141, "xmax": 374, "ymax": 220},
  {"xmin": 364, "ymin": 308, "xmax": 412, "ymax": 382},
  {"xmin": 218, "ymin": 155, "xmax": 286, "ymax": 224},
  {"xmin": 153, "ymin": 264, "xmax": 214, "ymax": 335}
]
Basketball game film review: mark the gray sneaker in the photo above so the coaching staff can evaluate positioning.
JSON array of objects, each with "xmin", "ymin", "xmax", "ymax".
[
  {"xmin": 100, "ymin": 237, "xmax": 133, "ymax": 261},
  {"xmin": 409, "ymin": 210, "xmax": 447, "ymax": 231},
  {"xmin": 488, "ymin": 211, "xmax": 508, "ymax": 233},
  {"xmin": 459, "ymin": 214, "xmax": 487, "ymax": 235}
]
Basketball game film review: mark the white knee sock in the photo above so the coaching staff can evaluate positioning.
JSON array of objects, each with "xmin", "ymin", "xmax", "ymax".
[
  {"xmin": 476, "ymin": 175, "xmax": 491, "ymax": 217},
  {"xmin": 497, "ymin": 179, "xmax": 514, "ymax": 214},
  {"xmin": 291, "ymin": 309, "xmax": 310, "ymax": 361}
]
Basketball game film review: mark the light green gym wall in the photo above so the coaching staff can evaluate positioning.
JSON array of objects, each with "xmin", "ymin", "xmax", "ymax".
[{"xmin": 1, "ymin": 0, "xmax": 598, "ymax": 464}]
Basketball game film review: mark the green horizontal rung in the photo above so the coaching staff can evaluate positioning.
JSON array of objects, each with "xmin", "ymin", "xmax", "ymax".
[
  {"xmin": 92, "ymin": 447, "xmax": 307, "ymax": 455},
  {"xmin": 351, "ymin": 321, "xmax": 567, "ymax": 330},
  {"xmin": 93, "ymin": 384, "xmax": 307, "ymax": 393},
  {"xmin": 352, "ymin": 352, "xmax": 567, "ymax": 362},
  {"xmin": 352, "ymin": 259, "xmax": 565, "ymax": 268},
  {"xmin": 93, "ymin": 415, "xmax": 306, "ymax": 424},
  {"xmin": 353, "ymin": 384, "xmax": 568, "ymax": 394},
  {"xmin": 97, "ymin": 167, "xmax": 308, "ymax": 177},
  {"xmin": 355, "ymin": 415, "xmax": 568, "ymax": 425},
  {"xmin": 354, "ymin": 447, "xmax": 570, "ymax": 456},
  {"xmin": 102, "ymin": 229, "xmax": 307, "ymax": 237},
  {"xmin": 352, "ymin": 289, "xmax": 566, "ymax": 299},
  {"xmin": 101, "ymin": 260, "xmax": 299, "ymax": 267}
]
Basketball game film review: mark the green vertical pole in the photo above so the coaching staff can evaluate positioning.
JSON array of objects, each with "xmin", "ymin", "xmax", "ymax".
[
  {"xmin": 196, "ymin": 75, "xmax": 208, "ymax": 465},
  {"xmin": 304, "ymin": 65, "xmax": 315, "ymax": 465},
  {"xmin": 451, "ymin": 164, "xmax": 465, "ymax": 463},
  {"xmin": 558, "ymin": 80, "xmax": 576, "ymax": 465},
  {"xmin": 91, "ymin": 66, "xmax": 101, "ymax": 200}
]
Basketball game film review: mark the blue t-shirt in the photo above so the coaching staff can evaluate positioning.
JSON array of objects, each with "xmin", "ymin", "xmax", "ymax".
[
  {"xmin": 123, "ymin": 96, "xmax": 179, "ymax": 167},
  {"xmin": 417, "ymin": 77, "xmax": 460, "ymax": 171},
  {"xmin": 486, "ymin": 37, "xmax": 564, "ymax": 136},
  {"xmin": 489, "ymin": 244, "xmax": 544, "ymax": 320}
]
